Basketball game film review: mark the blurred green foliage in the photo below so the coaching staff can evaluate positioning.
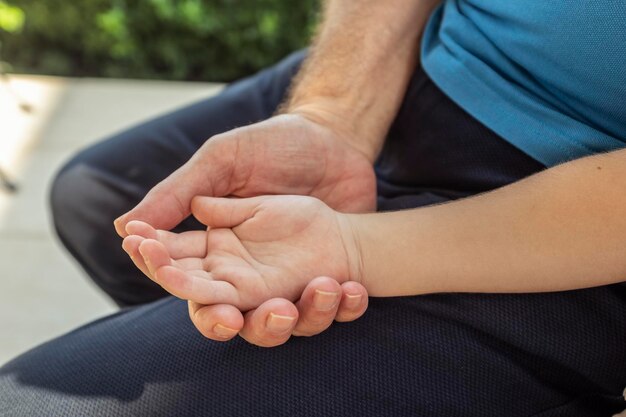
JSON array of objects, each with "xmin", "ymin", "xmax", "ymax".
[
  {"xmin": 0, "ymin": 1, "xmax": 24, "ymax": 32},
  {"xmin": 0, "ymin": 0, "xmax": 318, "ymax": 81}
]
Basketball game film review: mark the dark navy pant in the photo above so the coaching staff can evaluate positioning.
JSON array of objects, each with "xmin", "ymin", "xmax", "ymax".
[{"xmin": 1, "ymin": 51, "xmax": 625, "ymax": 416}]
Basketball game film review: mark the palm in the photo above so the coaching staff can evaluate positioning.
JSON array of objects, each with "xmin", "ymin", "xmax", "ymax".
[{"xmin": 138, "ymin": 196, "xmax": 359, "ymax": 311}]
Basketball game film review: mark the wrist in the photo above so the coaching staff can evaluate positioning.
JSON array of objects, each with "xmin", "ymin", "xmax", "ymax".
[
  {"xmin": 336, "ymin": 212, "xmax": 367, "ymax": 287},
  {"xmin": 340, "ymin": 209, "xmax": 440, "ymax": 298},
  {"xmin": 283, "ymin": 101, "xmax": 380, "ymax": 163}
]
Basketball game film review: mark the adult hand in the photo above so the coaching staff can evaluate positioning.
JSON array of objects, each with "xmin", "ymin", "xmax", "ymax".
[
  {"xmin": 116, "ymin": 114, "xmax": 375, "ymax": 346},
  {"xmin": 114, "ymin": 112, "xmax": 376, "ymax": 236}
]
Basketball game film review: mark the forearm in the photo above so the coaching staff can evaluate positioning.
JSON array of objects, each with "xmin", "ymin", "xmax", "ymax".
[
  {"xmin": 283, "ymin": 0, "xmax": 441, "ymax": 162},
  {"xmin": 349, "ymin": 149, "xmax": 626, "ymax": 296}
]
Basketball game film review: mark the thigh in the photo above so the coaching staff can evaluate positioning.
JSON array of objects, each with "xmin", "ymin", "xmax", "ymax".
[{"xmin": 1, "ymin": 290, "xmax": 624, "ymax": 417}]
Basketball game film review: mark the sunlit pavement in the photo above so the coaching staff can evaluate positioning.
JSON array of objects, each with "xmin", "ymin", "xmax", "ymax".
[{"xmin": 0, "ymin": 74, "xmax": 222, "ymax": 365}]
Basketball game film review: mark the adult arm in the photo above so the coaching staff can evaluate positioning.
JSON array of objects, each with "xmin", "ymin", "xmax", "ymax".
[{"xmin": 283, "ymin": 0, "xmax": 442, "ymax": 162}]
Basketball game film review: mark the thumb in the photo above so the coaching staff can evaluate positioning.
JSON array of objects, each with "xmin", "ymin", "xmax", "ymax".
[
  {"xmin": 114, "ymin": 164, "xmax": 216, "ymax": 237},
  {"xmin": 191, "ymin": 196, "xmax": 265, "ymax": 228}
]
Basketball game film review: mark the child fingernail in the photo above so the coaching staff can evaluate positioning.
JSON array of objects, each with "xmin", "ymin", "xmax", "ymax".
[
  {"xmin": 137, "ymin": 246, "xmax": 149, "ymax": 262},
  {"xmin": 213, "ymin": 324, "xmax": 238, "ymax": 339},
  {"xmin": 314, "ymin": 290, "xmax": 340, "ymax": 311},
  {"xmin": 344, "ymin": 293, "xmax": 362, "ymax": 309},
  {"xmin": 266, "ymin": 313, "xmax": 296, "ymax": 332},
  {"xmin": 139, "ymin": 253, "xmax": 150, "ymax": 267}
]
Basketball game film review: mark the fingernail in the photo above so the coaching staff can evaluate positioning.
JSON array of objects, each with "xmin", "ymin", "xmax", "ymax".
[
  {"xmin": 114, "ymin": 217, "xmax": 126, "ymax": 236},
  {"xmin": 344, "ymin": 293, "xmax": 362, "ymax": 309},
  {"xmin": 213, "ymin": 324, "xmax": 238, "ymax": 339},
  {"xmin": 138, "ymin": 247, "xmax": 151, "ymax": 268},
  {"xmin": 266, "ymin": 313, "xmax": 296, "ymax": 333},
  {"xmin": 313, "ymin": 290, "xmax": 340, "ymax": 311}
]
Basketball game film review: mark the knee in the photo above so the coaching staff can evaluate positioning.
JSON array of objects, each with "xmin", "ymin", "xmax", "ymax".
[
  {"xmin": 50, "ymin": 159, "xmax": 90, "ymax": 242},
  {"xmin": 50, "ymin": 158, "xmax": 76, "ymax": 224},
  {"xmin": 49, "ymin": 156, "xmax": 127, "ymax": 247}
]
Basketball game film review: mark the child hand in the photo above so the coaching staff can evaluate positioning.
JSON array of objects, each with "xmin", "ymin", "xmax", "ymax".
[{"xmin": 123, "ymin": 195, "xmax": 363, "ymax": 311}]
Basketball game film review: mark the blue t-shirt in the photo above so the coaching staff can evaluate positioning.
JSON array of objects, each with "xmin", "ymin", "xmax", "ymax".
[{"xmin": 421, "ymin": 1, "xmax": 626, "ymax": 167}]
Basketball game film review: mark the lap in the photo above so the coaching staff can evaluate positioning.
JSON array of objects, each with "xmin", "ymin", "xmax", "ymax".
[{"xmin": 1, "ymin": 288, "xmax": 625, "ymax": 416}]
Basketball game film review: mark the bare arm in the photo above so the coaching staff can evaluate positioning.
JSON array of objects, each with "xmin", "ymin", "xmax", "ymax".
[
  {"xmin": 352, "ymin": 149, "xmax": 626, "ymax": 296},
  {"xmin": 284, "ymin": 0, "xmax": 442, "ymax": 162}
]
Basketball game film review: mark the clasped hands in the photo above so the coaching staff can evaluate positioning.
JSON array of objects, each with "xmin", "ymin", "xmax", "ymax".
[{"xmin": 114, "ymin": 113, "xmax": 375, "ymax": 347}]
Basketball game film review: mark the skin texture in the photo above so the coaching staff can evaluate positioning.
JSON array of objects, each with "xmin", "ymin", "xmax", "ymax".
[
  {"xmin": 116, "ymin": 0, "xmax": 442, "ymax": 346},
  {"xmin": 128, "ymin": 149, "xmax": 626, "ymax": 311}
]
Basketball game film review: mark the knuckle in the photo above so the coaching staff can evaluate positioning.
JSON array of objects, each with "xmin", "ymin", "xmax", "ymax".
[
  {"xmin": 335, "ymin": 309, "xmax": 364, "ymax": 323},
  {"xmin": 292, "ymin": 329, "xmax": 317, "ymax": 337},
  {"xmin": 241, "ymin": 332, "xmax": 286, "ymax": 348},
  {"xmin": 293, "ymin": 319, "xmax": 332, "ymax": 337}
]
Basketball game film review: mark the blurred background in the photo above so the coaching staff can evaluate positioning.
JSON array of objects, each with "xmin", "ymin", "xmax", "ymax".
[
  {"xmin": 0, "ymin": 0, "xmax": 316, "ymax": 365},
  {"xmin": 0, "ymin": 0, "xmax": 317, "ymax": 81}
]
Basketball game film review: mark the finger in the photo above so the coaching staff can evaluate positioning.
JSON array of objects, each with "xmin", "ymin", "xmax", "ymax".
[
  {"xmin": 154, "ymin": 265, "xmax": 240, "ymax": 306},
  {"xmin": 127, "ymin": 220, "xmax": 207, "ymax": 259},
  {"xmin": 113, "ymin": 153, "xmax": 219, "ymax": 237},
  {"xmin": 114, "ymin": 174, "xmax": 193, "ymax": 237},
  {"xmin": 191, "ymin": 196, "xmax": 266, "ymax": 228},
  {"xmin": 125, "ymin": 220, "xmax": 158, "ymax": 239},
  {"xmin": 137, "ymin": 239, "xmax": 173, "ymax": 279},
  {"xmin": 122, "ymin": 235, "xmax": 151, "ymax": 278},
  {"xmin": 239, "ymin": 298, "xmax": 299, "ymax": 348},
  {"xmin": 292, "ymin": 277, "xmax": 341, "ymax": 337},
  {"xmin": 188, "ymin": 301, "xmax": 244, "ymax": 341},
  {"xmin": 335, "ymin": 281, "xmax": 369, "ymax": 323},
  {"xmin": 113, "ymin": 146, "xmax": 232, "ymax": 237}
]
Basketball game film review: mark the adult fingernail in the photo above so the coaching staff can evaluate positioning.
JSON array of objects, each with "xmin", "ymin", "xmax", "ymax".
[
  {"xmin": 344, "ymin": 293, "xmax": 362, "ymax": 309},
  {"xmin": 266, "ymin": 313, "xmax": 296, "ymax": 333},
  {"xmin": 213, "ymin": 324, "xmax": 238, "ymax": 339},
  {"xmin": 314, "ymin": 290, "xmax": 340, "ymax": 311}
]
